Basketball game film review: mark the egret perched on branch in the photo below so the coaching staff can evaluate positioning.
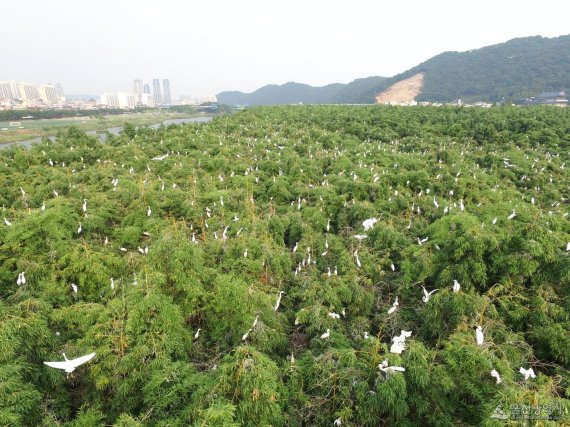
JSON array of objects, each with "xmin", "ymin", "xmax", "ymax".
[
  {"xmin": 453, "ymin": 280, "xmax": 461, "ymax": 293},
  {"xmin": 475, "ymin": 326, "xmax": 484, "ymax": 346},
  {"xmin": 387, "ymin": 297, "xmax": 399, "ymax": 315},
  {"xmin": 422, "ymin": 286, "xmax": 438, "ymax": 303},
  {"xmin": 44, "ymin": 352, "xmax": 96, "ymax": 373},
  {"xmin": 274, "ymin": 291, "xmax": 285, "ymax": 311},
  {"xmin": 379, "ymin": 362, "xmax": 406, "ymax": 377},
  {"xmin": 519, "ymin": 367, "xmax": 536, "ymax": 380},
  {"xmin": 490, "ymin": 369, "xmax": 502, "ymax": 384}
]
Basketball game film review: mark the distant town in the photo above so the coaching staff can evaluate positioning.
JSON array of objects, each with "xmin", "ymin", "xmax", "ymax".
[{"xmin": 0, "ymin": 79, "xmax": 217, "ymax": 110}]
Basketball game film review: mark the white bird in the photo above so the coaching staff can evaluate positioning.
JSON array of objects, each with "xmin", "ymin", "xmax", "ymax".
[
  {"xmin": 390, "ymin": 263, "xmax": 395, "ymax": 272},
  {"xmin": 334, "ymin": 417, "xmax": 342, "ymax": 426},
  {"xmin": 507, "ymin": 211, "xmax": 516, "ymax": 220},
  {"xmin": 566, "ymin": 241, "xmax": 570, "ymax": 251},
  {"xmin": 475, "ymin": 326, "xmax": 484, "ymax": 346},
  {"xmin": 362, "ymin": 218, "xmax": 378, "ymax": 231},
  {"xmin": 242, "ymin": 328, "xmax": 253, "ymax": 341},
  {"xmin": 387, "ymin": 296, "xmax": 399, "ymax": 315},
  {"xmin": 71, "ymin": 283, "xmax": 78, "ymax": 294},
  {"xmin": 243, "ymin": 248, "xmax": 248, "ymax": 258},
  {"xmin": 519, "ymin": 367, "xmax": 536, "ymax": 380},
  {"xmin": 194, "ymin": 328, "xmax": 201, "ymax": 339},
  {"xmin": 77, "ymin": 222, "xmax": 82, "ymax": 234},
  {"xmin": 379, "ymin": 364, "xmax": 406, "ymax": 376},
  {"xmin": 353, "ymin": 234, "xmax": 367, "ymax": 240},
  {"xmin": 492, "ymin": 217, "xmax": 497, "ymax": 225},
  {"xmin": 252, "ymin": 315, "xmax": 259, "ymax": 328},
  {"xmin": 82, "ymin": 199, "xmax": 87, "ymax": 213},
  {"xmin": 422, "ymin": 286, "xmax": 438, "ymax": 303},
  {"xmin": 327, "ymin": 312, "xmax": 340, "ymax": 319},
  {"xmin": 292, "ymin": 242, "xmax": 298, "ymax": 253},
  {"xmin": 320, "ymin": 329, "xmax": 330, "ymax": 339},
  {"xmin": 355, "ymin": 253, "xmax": 361, "ymax": 268},
  {"xmin": 490, "ymin": 369, "xmax": 502, "ymax": 384},
  {"xmin": 389, "ymin": 341, "xmax": 405, "ymax": 354},
  {"xmin": 363, "ymin": 332, "xmax": 370, "ymax": 339},
  {"xmin": 433, "ymin": 197, "xmax": 439, "ymax": 208},
  {"xmin": 17, "ymin": 272, "xmax": 26, "ymax": 286},
  {"xmin": 41, "ymin": 202, "xmax": 46, "ymax": 211},
  {"xmin": 453, "ymin": 280, "xmax": 461, "ymax": 293},
  {"xmin": 459, "ymin": 199, "xmax": 465, "ymax": 212},
  {"xmin": 44, "ymin": 352, "xmax": 96, "ymax": 373},
  {"xmin": 3, "ymin": 218, "xmax": 12, "ymax": 226},
  {"xmin": 110, "ymin": 277, "xmax": 115, "ymax": 290},
  {"xmin": 274, "ymin": 291, "xmax": 285, "ymax": 311},
  {"xmin": 147, "ymin": 206, "xmax": 152, "ymax": 217},
  {"xmin": 152, "ymin": 154, "xmax": 169, "ymax": 161}
]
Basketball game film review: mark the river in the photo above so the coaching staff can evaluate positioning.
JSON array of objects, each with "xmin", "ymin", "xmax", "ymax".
[{"xmin": 0, "ymin": 116, "xmax": 213, "ymax": 150}]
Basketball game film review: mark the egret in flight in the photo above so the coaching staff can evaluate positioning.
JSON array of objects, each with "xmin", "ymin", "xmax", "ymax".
[
  {"xmin": 422, "ymin": 286, "xmax": 438, "ymax": 303},
  {"xmin": 44, "ymin": 352, "xmax": 96, "ymax": 373}
]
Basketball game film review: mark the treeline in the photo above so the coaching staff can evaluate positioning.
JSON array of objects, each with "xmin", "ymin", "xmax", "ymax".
[{"xmin": 0, "ymin": 108, "xmax": 150, "ymax": 121}]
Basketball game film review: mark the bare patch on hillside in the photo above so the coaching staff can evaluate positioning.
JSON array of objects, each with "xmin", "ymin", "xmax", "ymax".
[{"xmin": 375, "ymin": 73, "xmax": 424, "ymax": 105}]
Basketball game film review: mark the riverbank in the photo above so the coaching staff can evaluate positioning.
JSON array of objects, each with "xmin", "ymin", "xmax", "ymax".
[{"xmin": 0, "ymin": 111, "xmax": 205, "ymax": 145}]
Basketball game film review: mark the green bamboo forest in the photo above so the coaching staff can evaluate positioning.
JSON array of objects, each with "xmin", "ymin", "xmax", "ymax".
[{"xmin": 0, "ymin": 105, "xmax": 569, "ymax": 426}]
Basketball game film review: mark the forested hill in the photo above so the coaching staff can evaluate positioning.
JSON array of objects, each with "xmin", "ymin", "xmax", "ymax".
[
  {"xmin": 216, "ymin": 76, "xmax": 386, "ymax": 105},
  {"xmin": 218, "ymin": 35, "xmax": 569, "ymax": 105},
  {"xmin": 358, "ymin": 34, "xmax": 570, "ymax": 103}
]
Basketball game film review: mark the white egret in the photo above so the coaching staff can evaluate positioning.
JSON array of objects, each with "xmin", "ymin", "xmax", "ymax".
[
  {"xmin": 82, "ymin": 199, "xmax": 87, "ymax": 213},
  {"xmin": 44, "ymin": 352, "xmax": 96, "ymax": 373},
  {"xmin": 147, "ymin": 206, "xmax": 152, "ymax": 217},
  {"xmin": 363, "ymin": 332, "xmax": 370, "ymax": 339},
  {"xmin": 110, "ymin": 277, "xmax": 115, "ymax": 290},
  {"xmin": 71, "ymin": 283, "xmax": 78, "ymax": 294},
  {"xmin": 519, "ymin": 367, "xmax": 536, "ymax": 380},
  {"xmin": 320, "ymin": 329, "xmax": 331, "ymax": 339},
  {"xmin": 389, "ymin": 341, "xmax": 405, "ymax": 354},
  {"xmin": 17, "ymin": 272, "xmax": 26, "ymax": 286},
  {"xmin": 380, "ymin": 364, "xmax": 406, "ymax": 376},
  {"xmin": 433, "ymin": 197, "xmax": 439, "ymax": 208},
  {"xmin": 3, "ymin": 218, "xmax": 12, "ymax": 226},
  {"xmin": 243, "ymin": 248, "xmax": 248, "ymax": 258},
  {"xmin": 391, "ymin": 263, "xmax": 395, "ymax": 272},
  {"xmin": 507, "ymin": 211, "xmax": 516, "ymax": 220},
  {"xmin": 353, "ymin": 234, "xmax": 367, "ymax": 240},
  {"xmin": 252, "ymin": 315, "xmax": 259, "ymax": 328},
  {"xmin": 453, "ymin": 280, "xmax": 461, "ymax": 293},
  {"xmin": 422, "ymin": 286, "xmax": 438, "ymax": 303},
  {"xmin": 459, "ymin": 199, "xmax": 465, "ymax": 212},
  {"xmin": 362, "ymin": 218, "xmax": 378, "ymax": 231},
  {"xmin": 387, "ymin": 297, "xmax": 399, "ymax": 315},
  {"xmin": 77, "ymin": 222, "xmax": 82, "ymax": 234},
  {"xmin": 242, "ymin": 328, "xmax": 253, "ymax": 341},
  {"xmin": 194, "ymin": 328, "xmax": 201, "ymax": 339},
  {"xmin": 475, "ymin": 326, "xmax": 484, "ymax": 346},
  {"xmin": 492, "ymin": 217, "xmax": 497, "ymax": 225},
  {"xmin": 334, "ymin": 418, "xmax": 342, "ymax": 426},
  {"xmin": 292, "ymin": 242, "xmax": 298, "ymax": 253},
  {"xmin": 274, "ymin": 291, "xmax": 285, "ymax": 311},
  {"xmin": 566, "ymin": 241, "xmax": 570, "ymax": 251},
  {"xmin": 327, "ymin": 312, "xmax": 340, "ymax": 319},
  {"xmin": 490, "ymin": 369, "xmax": 502, "ymax": 384}
]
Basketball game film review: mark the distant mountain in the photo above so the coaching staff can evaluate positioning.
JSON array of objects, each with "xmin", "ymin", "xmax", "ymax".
[
  {"xmin": 217, "ymin": 35, "xmax": 569, "ymax": 105},
  {"xmin": 216, "ymin": 77, "xmax": 387, "ymax": 106},
  {"xmin": 368, "ymin": 34, "xmax": 570, "ymax": 103}
]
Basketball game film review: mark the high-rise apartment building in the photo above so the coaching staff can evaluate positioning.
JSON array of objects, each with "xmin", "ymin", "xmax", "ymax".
[
  {"xmin": 143, "ymin": 83, "xmax": 151, "ymax": 94},
  {"xmin": 39, "ymin": 85, "xmax": 59, "ymax": 104},
  {"xmin": 153, "ymin": 79, "xmax": 162, "ymax": 105},
  {"xmin": 17, "ymin": 83, "xmax": 41, "ymax": 101},
  {"xmin": 100, "ymin": 93, "xmax": 120, "ymax": 108},
  {"xmin": 133, "ymin": 79, "xmax": 143, "ymax": 104},
  {"xmin": 162, "ymin": 79, "xmax": 171, "ymax": 105},
  {"xmin": 0, "ymin": 81, "xmax": 19, "ymax": 100}
]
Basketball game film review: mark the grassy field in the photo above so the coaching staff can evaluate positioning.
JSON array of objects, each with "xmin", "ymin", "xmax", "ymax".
[{"xmin": 0, "ymin": 110, "xmax": 198, "ymax": 144}]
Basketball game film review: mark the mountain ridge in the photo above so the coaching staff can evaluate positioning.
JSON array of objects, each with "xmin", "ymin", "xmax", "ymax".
[{"xmin": 216, "ymin": 34, "xmax": 570, "ymax": 105}]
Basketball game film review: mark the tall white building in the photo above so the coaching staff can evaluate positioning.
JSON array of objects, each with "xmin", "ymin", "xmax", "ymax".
[
  {"xmin": 141, "ymin": 93, "xmax": 156, "ymax": 107},
  {"xmin": 17, "ymin": 83, "xmax": 40, "ymax": 101},
  {"xmin": 0, "ymin": 81, "xmax": 19, "ymax": 100},
  {"xmin": 153, "ymin": 79, "xmax": 162, "ymax": 105},
  {"xmin": 39, "ymin": 85, "xmax": 60, "ymax": 104},
  {"xmin": 100, "ymin": 93, "xmax": 120, "ymax": 108},
  {"xmin": 133, "ymin": 79, "xmax": 143, "ymax": 104},
  {"xmin": 162, "ymin": 79, "xmax": 171, "ymax": 105},
  {"xmin": 117, "ymin": 92, "xmax": 137, "ymax": 109}
]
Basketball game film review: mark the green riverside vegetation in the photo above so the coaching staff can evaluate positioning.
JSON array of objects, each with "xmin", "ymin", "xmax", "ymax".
[{"xmin": 0, "ymin": 105, "xmax": 569, "ymax": 426}]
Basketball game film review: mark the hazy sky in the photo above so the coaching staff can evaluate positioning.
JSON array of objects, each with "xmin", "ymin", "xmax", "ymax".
[{"xmin": 2, "ymin": 0, "xmax": 569, "ymax": 97}]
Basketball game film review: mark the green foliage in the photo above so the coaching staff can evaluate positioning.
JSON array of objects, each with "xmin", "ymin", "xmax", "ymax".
[{"xmin": 0, "ymin": 105, "xmax": 568, "ymax": 425}]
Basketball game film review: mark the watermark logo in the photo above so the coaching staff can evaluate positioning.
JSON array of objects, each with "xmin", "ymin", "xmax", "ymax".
[
  {"xmin": 490, "ymin": 403, "xmax": 564, "ymax": 421},
  {"xmin": 490, "ymin": 406, "xmax": 508, "ymax": 420}
]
